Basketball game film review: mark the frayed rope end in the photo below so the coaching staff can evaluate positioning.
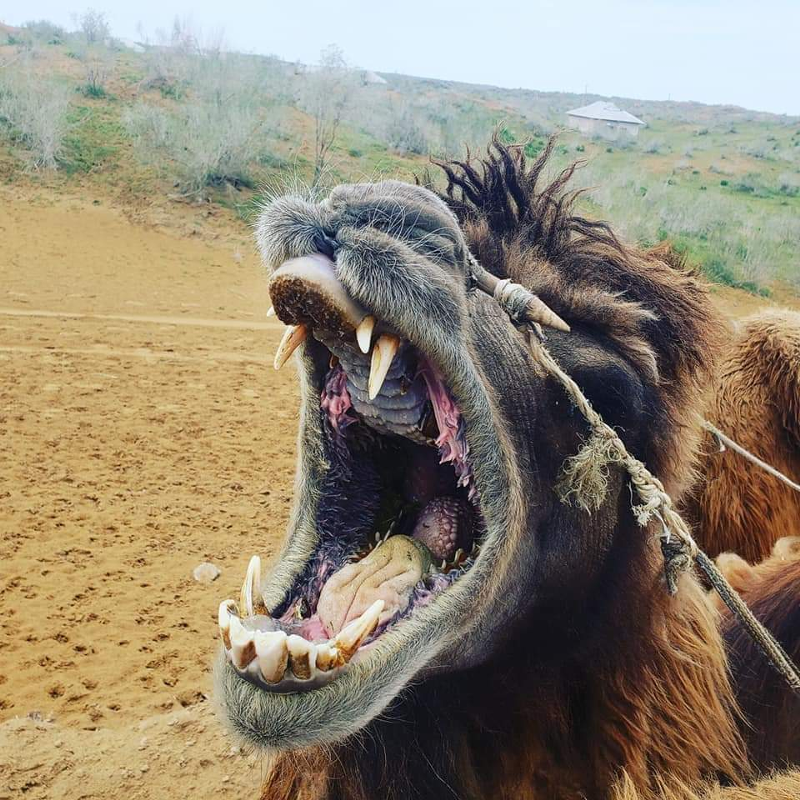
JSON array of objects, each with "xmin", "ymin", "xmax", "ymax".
[{"xmin": 556, "ymin": 429, "xmax": 623, "ymax": 512}]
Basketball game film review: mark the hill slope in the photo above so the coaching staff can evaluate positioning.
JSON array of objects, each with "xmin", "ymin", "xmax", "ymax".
[{"xmin": 1, "ymin": 29, "xmax": 798, "ymax": 290}]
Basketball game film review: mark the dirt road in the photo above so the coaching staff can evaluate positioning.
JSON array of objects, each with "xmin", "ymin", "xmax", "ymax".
[{"xmin": 0, "ymin": 190, "xmax": 297, "ymax": 798}]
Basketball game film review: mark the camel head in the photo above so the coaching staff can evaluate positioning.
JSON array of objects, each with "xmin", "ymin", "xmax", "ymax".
[{"xmin": 215, "ymin": 141, "xmax": 720, "ymax": 755}]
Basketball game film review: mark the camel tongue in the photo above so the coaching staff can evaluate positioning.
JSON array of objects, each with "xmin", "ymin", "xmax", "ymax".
[{"xmin": 317, "ymin": 535, "xmax": 432, "ymax": 637}]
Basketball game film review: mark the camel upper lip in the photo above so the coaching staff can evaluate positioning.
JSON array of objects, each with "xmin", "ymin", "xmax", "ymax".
[{"xmin": 216, "ymin": 254, "xmax": 495, "ymax": 694}]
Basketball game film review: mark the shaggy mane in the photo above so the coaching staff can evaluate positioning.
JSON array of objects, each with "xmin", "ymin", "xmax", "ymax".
[{"xmin": 434, "ymin": 137, "xmax": 724, "ymax": 496}]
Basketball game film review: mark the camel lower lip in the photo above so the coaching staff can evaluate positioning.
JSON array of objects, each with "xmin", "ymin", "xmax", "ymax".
[{"xmin": 218, "ymin": 335, "xmax": 485, "ymax": 693}]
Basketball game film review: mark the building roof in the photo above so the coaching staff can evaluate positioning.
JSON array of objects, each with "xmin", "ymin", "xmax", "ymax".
[
  {"xmin": 566, "ymin": 101, "xmax": 645, "ymax": 125},
  {"xmin": 362, "ymin": 70, "xmax": 388, "ymax": 85}
]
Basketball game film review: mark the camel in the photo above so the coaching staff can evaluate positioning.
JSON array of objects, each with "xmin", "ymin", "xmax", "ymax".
[
  {"xmin": 709, "ymin": 537, "xmax": 800, "ymax": 769},
  {"xmin": 214, "ymin": 139, "xmax": 800, "ymax": 799},
  {"xmin": 687, "ymin": 311, "xmax": 800, "ymax": 563}
]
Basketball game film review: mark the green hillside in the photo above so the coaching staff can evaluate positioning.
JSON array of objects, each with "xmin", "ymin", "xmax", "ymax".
[{"xmin": 1, "ymin": 20, "xmax": 798, "ymax": 293}]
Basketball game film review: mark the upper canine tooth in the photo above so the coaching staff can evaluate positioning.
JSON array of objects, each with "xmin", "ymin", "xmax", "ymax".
[
  {"xmin": 254, "ymin": 630, "xmax": 288, "ymax": 683},
  {"xmin": 287, "ymin": 635, "xmax": 317, "ymax": 680},
  {"xmin": 334, "ymin": 599, "xmax": 385, "ymax": 660},
  {"xmin": 240, "ymin": 555, "xmax": 268, "ymax": 617},
  {"xmin": 356, "ymin": 315, "xmax": 376, "ymax": 354},
  {"xmin": 274, "ymin": 324, "xmax": 307, "ymax": 370},
  {"xmin": 229, "ymin": 616, "xmax": 257, "ymax": 670},
  {"xmin": 218, "ymin": 599, "xmax": 237, "ymax": 650},
  {"xmin": 368, "ymin": 334, "xmax": 400, "ymax": 400},
  {"xmin": 266, "ymin": 305, "xmax": 276, "ymax": 317}
]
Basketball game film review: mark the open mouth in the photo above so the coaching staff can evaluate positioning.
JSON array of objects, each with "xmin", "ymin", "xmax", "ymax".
[{"xmin": 218, "ymin": 253, "xmax": 486, "ymax": 693}]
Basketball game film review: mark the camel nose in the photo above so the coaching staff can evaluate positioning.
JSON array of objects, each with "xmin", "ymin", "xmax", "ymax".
[{"xmin": 268, "ymin": 253, "xmax": 369, "ymax": 337}]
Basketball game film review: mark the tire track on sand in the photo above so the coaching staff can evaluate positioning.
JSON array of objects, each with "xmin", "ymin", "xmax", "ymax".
[
  {"xmin": 0, "ymin": 307, "xmax": 282, "ymax": 331},
  {"xmin": 0, "ymin": 344, "xmax": 271, "ymax": 365}
]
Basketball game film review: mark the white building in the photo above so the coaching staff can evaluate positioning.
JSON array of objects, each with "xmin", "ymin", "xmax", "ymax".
[{"xmin": 566, "ymin": 101, "xmax": 646, "ymax": 140}]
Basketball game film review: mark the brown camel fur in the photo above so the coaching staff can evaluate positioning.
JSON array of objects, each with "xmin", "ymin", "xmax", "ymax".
[
  {"xmin": 611, "ymin": 770, "xmax": 800, "ymax": 800},
  {"xmin": 227, "ymin": 141, "xmax": 800, "ymax": 800},
  {"xmin": 262, "ymin": 577, "xmax": 746, "ymax": 800},
  {"xmin": 688, "ymin": 310, "xmax": 800, "ymax": 563},
  {"xmin": 712, "ymin": 537, "xmax": 800, "ymax": 770}
]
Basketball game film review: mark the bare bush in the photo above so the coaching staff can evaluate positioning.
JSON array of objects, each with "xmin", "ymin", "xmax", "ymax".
[
  {"xmin": 21, "ymin": 19, "xmax": 66, "ymax": 44},
  {"xmin": 385, "ymin": 103, "xmax": 428, "ymax": 155},
  {"xmin": 71, "ymin": 41, "xmax": 114, "ymax": 97},
  {"xmin": 0, "ymin": 70, "xmax": 71, "ymax": 168},
  {"xmin": 76, "ymin": 8, "xmax": 110, "ymax": 44},
  {"xmin": 126, "ymin": 21, "xmax": 292, "ymax": 194},
  {"xmin": 124, "ymin": 99, "xmax": 268, "ymax": 195},
  {"xmin": 138, "ymin": 17, "xmax": 199, "ymax": 98},
  {"xmin": 299, "ymin": 45, "xmax": 358, "ymax": 185},
  {"xmin": 642, "ymin": 138, "xmax": 665, "ymax": 154},
  {"xmin": 124, "ymin": 48, "xmax": 280, "ymax": 195}
]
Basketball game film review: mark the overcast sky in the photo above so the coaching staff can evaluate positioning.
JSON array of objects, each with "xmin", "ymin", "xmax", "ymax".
[{"xmin": 5, "ymin": 0, "xmax": 799, "ymax": 115}]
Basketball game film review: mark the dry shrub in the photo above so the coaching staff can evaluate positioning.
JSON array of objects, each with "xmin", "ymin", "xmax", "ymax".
[{"xmin": 0, "ymin": 69, "xmax": 71, "ymax": 169}]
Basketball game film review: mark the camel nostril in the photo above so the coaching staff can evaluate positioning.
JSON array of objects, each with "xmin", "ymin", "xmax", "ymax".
[{"xmin": 316, "ymin": 233, "xmax": 338, "ymax": 260}]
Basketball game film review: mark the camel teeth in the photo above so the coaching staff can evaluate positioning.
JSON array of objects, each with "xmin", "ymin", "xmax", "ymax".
[
  {"xmin": 334, "ymin": 599, "xmax": 385, "ymax": 660},
  {"xmin": 315, "ymin": 642, "xmax": 344, "ymax": 672},
  {"xmin": 356, "ymin": 315, "xmax": 376, "ymax": 354},
  {"xmin": 253, "ymin": 630, "xmax": 288, "ymax": 683},
  {"xmin": 267, "ymin": 305, "xmax": 276, "ymax": 317},
  {"xmin": 218, "ymin": 599, "xmax": 237, "ymax": 650},
  {"xmin": 229, "ymin": 616, "xmax": 257, "ymax": 669},
  {"xmin": 240, "ymin": 555, "xmax": 267, "ymax": 617},
  {"xmin": 368, "ymin": 334, "xmax": 400, "ymax": 400},
  {"xmin": 274, "ymin": 324, "xmax": 307, "ymax": 370},
  {"xmin": 453, "ymin": 548, "xmax": 465, "ymax": 564},
  {"xmin": 287, "ymin": 634, "xmax": 317, "ymax": 680}
]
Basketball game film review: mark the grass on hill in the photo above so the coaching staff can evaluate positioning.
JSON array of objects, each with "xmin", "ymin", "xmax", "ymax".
[{"xmin": 1, "ymin": 22, "xmax": 798, "ymax": 294}]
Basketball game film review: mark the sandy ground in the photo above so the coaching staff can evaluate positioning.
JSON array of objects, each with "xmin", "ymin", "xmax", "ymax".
[
  {"xmin": 0, "ymin": 186, "xmax": 795, "ymax": 799},
  {"xmin": 0, "ymin": 189, "xmax": 298, "ymax": 798}
]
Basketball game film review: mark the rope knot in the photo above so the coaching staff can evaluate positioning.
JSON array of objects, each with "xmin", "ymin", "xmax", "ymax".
[
  {"xmin": 492, "ymin": 278, "xmax": 535, "ymax": 324},
  {"xmin": 660, "ymin": 537, "xmax": 693, "ymax": 595}
]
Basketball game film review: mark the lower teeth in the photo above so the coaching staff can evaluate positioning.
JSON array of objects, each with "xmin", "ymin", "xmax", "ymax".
[{"xmin": 219, "ymin": 598, "xmax": 385, "ymax": 686}]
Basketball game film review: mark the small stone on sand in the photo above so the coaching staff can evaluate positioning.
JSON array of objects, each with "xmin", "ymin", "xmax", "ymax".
[{"xmin": 192, "ymin": 563, "xmax": 221, "ymax": 584}]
